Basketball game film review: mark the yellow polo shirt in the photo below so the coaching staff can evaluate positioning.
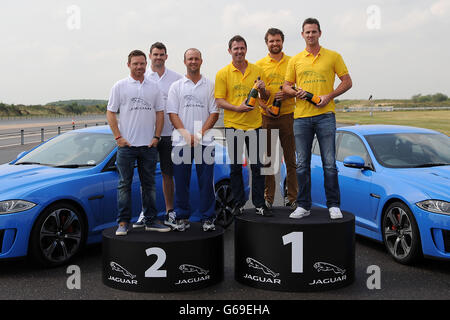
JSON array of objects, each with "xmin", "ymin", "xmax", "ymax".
[
  {"xmin": 215, "ymin": 61, "xmax": 267, "ymax": 130},
  {"xmin": 285, "ymin": 47, "xmax": 349, "ymax": 119},
  {"xmin": 255, "ymin": 53, "xmax": 295, "ymax": 116}
]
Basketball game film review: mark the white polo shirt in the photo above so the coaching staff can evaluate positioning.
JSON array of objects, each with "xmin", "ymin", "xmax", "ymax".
[
  {"xmin": 145, "ymin": 68, "xmax": 183, "ymax": 137},
  {"xmin": 107, "ymin": 76, "xmax": 164, "ymax": 147},
  {"xmin": 166, "ymin": 75, "xmax": 218, "ymax": 146}
]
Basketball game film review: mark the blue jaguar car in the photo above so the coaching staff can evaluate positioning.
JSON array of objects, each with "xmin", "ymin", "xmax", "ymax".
[
  {"xmin": 280, "ymin": 125, "xmax": 450, "ymax": 264},
  {"xmin": 0, "ymin": 126, "xmax": 249, "ymax": 266}
]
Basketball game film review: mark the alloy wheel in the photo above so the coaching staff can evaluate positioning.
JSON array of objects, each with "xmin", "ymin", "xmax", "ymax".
[
  {"xmin": 215, "ymin": 181, "xmax": 234, "ymax": 228},
  {"xmin": 39, "ymin": 207, "xmax": 82, "ymax": 264},
  {"xmin": 382, "ymin": 202, "xmax": 421, "ymax": 264}
]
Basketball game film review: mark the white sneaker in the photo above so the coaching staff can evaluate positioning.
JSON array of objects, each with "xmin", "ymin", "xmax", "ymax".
[
  {"xmin": 115, "ymin": 223, "xmax": 128, "ymax": 236},
  {"xmin": 329, "ymin": 207, "xmax": 343, "ymax": 219},
  {"xmin": 133, "ymin": 211, "xmax": 145, "ymax": 228},
  {"xmin": 289, "ymin": 207, "xmax": 311, "ymax": 219}
]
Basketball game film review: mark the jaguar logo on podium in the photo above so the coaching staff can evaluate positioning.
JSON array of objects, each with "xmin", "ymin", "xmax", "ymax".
[
  {"xmin": 110, "ymin": 261, "xmax": 136, "ymax": 279},
  {"xmin": 243, "ymin": 257, "xmax": 281, "ymax": 285},
  {"xmin": 107, "ymin": 261, "xmax": 138, "ymax": 285},
  {"xmin": 309, "ymin": 262, "xmax": 348, "ymax": 286},
  {"xmin": 175, "ymin": 264, "xmax": 211, "ymax": 285}
]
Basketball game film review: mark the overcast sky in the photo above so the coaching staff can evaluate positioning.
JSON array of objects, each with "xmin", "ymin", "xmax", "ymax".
[{"xmin": 1, "ymin": 0, "xmax": 449, "ymax": 104}]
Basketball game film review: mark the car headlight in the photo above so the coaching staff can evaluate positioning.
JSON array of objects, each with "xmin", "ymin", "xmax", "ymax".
[
  {"xmin": 416, "ymin": 200, "xmax": 450, "ymax": 215},
  {"xmin": 0, "ymin": 200, "xmax": 37, "ymax": 214}
]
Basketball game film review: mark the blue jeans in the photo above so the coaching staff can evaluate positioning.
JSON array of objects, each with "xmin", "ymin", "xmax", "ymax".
[
  {"xmin": 172, "ymin": 145, "xmax": 216, "ymax": 221},
  {"xmin": 293, "ymin": 113, "xmax": 340, "ymax": 210},
  {"xmin": 116, "ymin": 146, "xmax": 157, "ymax": 224},
  {"xmin": 226, "ymin": 128, "xmax": 265, "ymax": 208}
]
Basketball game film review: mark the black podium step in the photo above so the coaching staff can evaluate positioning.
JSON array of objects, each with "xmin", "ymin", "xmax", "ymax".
[
  {"xmin": 235, "ymin": 207, "xmax": 355, "ymax": 292},
  {"xmin": 102, "ymin": 223, "xmax": 224, "ymax": 292}
]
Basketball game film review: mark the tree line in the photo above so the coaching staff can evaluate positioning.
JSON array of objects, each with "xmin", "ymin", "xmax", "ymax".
[
  {"xmin": 0, "ymin": 101, "xmax": 107, "ymax": 117},
  {"xmin": 411, "ymin": 93, "xmax": 448, "ymax": 103}
]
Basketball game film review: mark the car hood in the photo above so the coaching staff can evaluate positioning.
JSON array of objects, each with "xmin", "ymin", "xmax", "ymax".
[
  {"xmin": 385, "ymin": 166, "xmax": 450, "ymax": 200},
  {"xmin": 0, "ymin": 163, "xmax": 90, "ymax": 198}
]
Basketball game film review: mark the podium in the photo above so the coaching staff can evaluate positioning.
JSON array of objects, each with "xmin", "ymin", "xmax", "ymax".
[
  {"xmin": 102, "ymin": 223, "xmax": 224, "ymax": 292},
  {"xmin": 234, "ymin": 207, "xmax": 355, "ymax": 292}
]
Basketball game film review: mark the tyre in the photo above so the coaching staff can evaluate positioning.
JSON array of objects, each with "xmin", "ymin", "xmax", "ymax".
[
  {"xmin": 214, "ymin": 180, "xmax": 234, "ymax": 229},
  {"xmin": 382, "ymin": 201, "xmax": 422, "ymax": 264},
  {"xmin": 29, "ymin": 202, "xmax": 86, "ymax": 267}
]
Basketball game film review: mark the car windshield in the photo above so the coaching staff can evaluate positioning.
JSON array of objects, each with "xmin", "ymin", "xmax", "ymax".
[
  {"xmin": 365, "ymin": 132, "xmax": 450, "ymax": 168},
  {"xmin": 15, "ymin": 132, "xmax": 116, "ymax": 168}
]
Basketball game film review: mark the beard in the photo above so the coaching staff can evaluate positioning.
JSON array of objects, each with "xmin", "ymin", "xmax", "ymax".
[{"xmin": 269, "ymin": 46, "xmax": 282, "ymax": 54}]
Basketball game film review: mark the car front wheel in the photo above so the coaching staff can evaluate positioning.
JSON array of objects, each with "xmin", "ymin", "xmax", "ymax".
[
  {"xmin": 215, "ymin": 180, "xmax": 234, "ymax": 229},
  {"xmin": 382, "ymin": 201, "xmax": 422, "ymax": 264},
  {"xmin": 29, "ymin": 202, "xmax": 86, "ymax": 267}
]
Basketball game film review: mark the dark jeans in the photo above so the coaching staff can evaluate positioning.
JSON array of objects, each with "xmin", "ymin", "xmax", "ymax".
[
  {"xmin": 172, "ymin": 144, "xmax": 216, "ymax": 221},
  {"xmin": 225, "ymin": 128, "xmax": 265, "ymax": 208},
  {"xmin": 293, "ymin": 113, "xmax": 340, "ymax": 210},
  {"xmin": 116, "ymin": 146, "xmax": 157, "ymax": 224}
]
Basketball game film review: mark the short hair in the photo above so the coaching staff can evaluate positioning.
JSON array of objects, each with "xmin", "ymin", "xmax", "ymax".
[
  {"xmin": 127, "ymin": 50, "xmax": 147, "ymax": 63},
  {"xmin": 302, "ymin": 17, "xmax": 321, "ymax": 32},
  {"xmin": 228, "ymin": 35, "xmax": 247, "ymax": 49},
  {"xmin": 264, "ymin": 28, "xmax": 285, "ymax": 43},
  {"xmin": 184, "ymin": 48, "xmax": 202, "ymax": 60},
  {"xmin": 149, "ymin": 42, "xmax": 167, "ymax": 54}
]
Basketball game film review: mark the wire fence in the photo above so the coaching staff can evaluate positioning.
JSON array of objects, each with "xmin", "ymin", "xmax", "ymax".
[{"xmin": 0, "ymin": 122, "xmax": 108, "ymax": 148}]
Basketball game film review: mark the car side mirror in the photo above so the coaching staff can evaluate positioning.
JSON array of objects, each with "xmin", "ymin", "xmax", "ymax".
[
  {"xmin": 343, "ymin": 155, "xmax": 367, "ymax": 169},
  {"xmin": 103, "ymin": 159, "xmax": 117, "ymax": 172},
  {"xmin": 106, "ymin": 164, "xmax": 117, "ymax": 171}
]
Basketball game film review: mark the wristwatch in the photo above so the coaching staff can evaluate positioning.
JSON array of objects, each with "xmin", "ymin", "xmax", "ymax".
[{"xmin": 153, "ymin": 136, "xmax": 161, "ymax": 141}]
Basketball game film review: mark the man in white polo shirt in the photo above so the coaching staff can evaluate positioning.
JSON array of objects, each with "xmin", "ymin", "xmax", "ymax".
[
  {"xmin": 166, "ymin": 48, "xmax": 219, "ymax": 232},
  {"xmin": 133, "ymin": 42, "xmax": 183, "ymax": 228},
  {"xmin": 106, "ymin": 49, "xmax": 170, "ymax": 235}
]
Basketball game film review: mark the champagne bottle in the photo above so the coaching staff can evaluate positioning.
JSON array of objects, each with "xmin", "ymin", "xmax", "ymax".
[
  {"xmin": 292, "ymin": 85, "xmax": 321, "ymax": 106},
  {"xmin": 304, "ymin": 91, "xmax": 322, "ymax": 106},
  {"xmin": 245, "ymin": 77, "xmax": 260, "ymax": 108},
  {"xmin": 268, "ymin": 86, "xmax": 282, "ymax": 116}
]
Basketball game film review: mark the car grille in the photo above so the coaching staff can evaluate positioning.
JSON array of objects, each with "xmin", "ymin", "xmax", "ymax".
[
  {"xmin": 0, "ymin": 229, "xmax": 17, "ymax": 254},
  {"xmin": 0, "ymin": 229, "xmax": 4, "ymax": 253},
  {"xmin": 443, "ymin": 230, "xmax": 450, "ymax": 253}
]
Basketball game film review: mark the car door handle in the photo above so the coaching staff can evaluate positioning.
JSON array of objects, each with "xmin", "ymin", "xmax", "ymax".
[{"xmin": 370, "ymin": 193, "xmax": 380, "ymax": 199}]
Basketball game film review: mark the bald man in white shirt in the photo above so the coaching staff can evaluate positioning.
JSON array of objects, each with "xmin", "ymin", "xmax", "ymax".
[{"xmin": 167, "ymin": 48, "xmax": 219, "ymax": 232}]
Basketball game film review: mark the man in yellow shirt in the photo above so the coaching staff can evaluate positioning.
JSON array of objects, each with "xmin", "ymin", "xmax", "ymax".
[
  {"xmin": 215, "ymin": 35, "xmax": 272, "ymax": 217},
  {"xmin": 256, "ymin": 28, "xmax": 298, "ymax": 210},
  {"xmin": 283, "ymin": 18, "xmax": 352, "ymax": 220}
]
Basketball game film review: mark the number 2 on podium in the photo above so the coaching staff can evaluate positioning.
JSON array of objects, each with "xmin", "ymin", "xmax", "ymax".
[
  {"xmin": 282, "ymin": 232, "xmax": 303, "ymax": 273},
  {"xmin": 145, "ymin": 247, "xmax": 167, "ymax": 278}
]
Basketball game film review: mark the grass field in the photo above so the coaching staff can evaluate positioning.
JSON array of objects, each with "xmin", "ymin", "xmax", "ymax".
[{"xmin": 335, "ymin": 110, "xmax": 450, "ymax": 135}]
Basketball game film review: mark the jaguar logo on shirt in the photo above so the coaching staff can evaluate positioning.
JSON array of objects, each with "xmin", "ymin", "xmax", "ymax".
[
  {"xmin": 184, "ymin": 95, "xmax": 205, "ymax": 109},
  {"xmin": 233, "ymin": 84, "xmax": 250, "ymax": 91},
  {"xmin": 232, "ymin": 84, "xmax": 251, "ymax": 98},
  {"xmin": 268, "ymin": 72, "xmax": 284, "ymax": 83},
  {"xmin": 302, "ymin": 70, "xmax": 326, "ymax": 79},
  {"xmin": 129, "ymin": 97, "xmax": 152, "ymax": 111}
]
